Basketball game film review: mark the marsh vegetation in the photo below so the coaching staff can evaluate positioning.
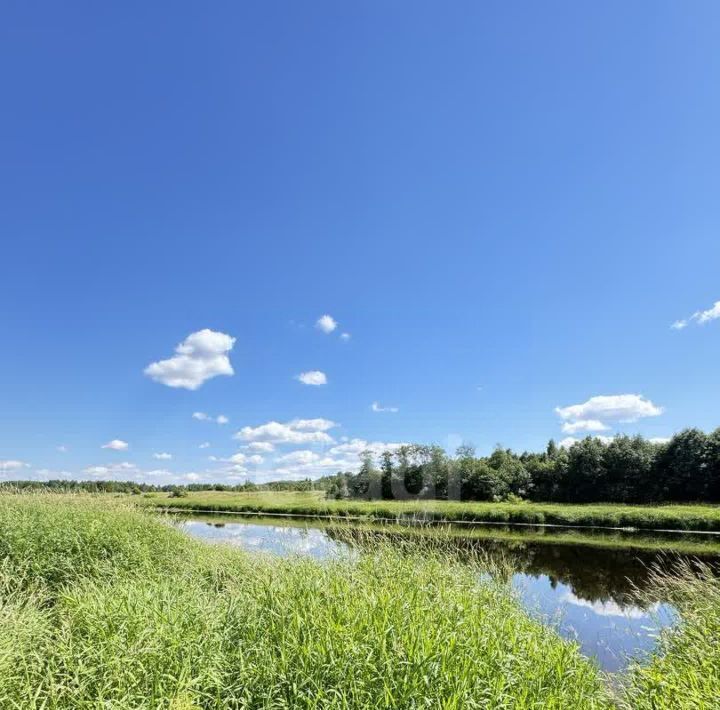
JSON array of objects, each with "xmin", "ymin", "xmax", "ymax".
[{"xmin": 1, "ymin": 494, "xmax": 720, "ymax": 708}]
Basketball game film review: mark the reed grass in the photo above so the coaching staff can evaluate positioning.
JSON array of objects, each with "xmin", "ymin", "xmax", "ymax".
[
  {"xmin": 0, "ymin": 494, "xmax": 611, "ymax": 708},
  {"xmin": 622, "ymin": 560, "xmax": 720, "ymax": 709}
]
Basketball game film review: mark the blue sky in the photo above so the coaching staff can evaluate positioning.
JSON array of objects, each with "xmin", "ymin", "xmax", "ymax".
[{"xmin": 2, "ymin": 2, "xmax": 719, "ymax": 484}]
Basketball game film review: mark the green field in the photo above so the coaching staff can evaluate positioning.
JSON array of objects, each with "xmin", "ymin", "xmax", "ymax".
[
  {"xmin": 142, "ymin": 490, "xmax": 720, "ymax": 532},
  {"xmin": 2, "ymin": 493, "xmax": 720, "ymax": 707}
]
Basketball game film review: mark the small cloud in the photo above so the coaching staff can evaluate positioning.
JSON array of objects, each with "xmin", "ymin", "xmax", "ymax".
[
  {"xmin": 695, "ymin": 300, "xmax": 720, "ymax": 324},
  {"xmin": 555, "ymin": 394, "xmax": 663, "ymax": 431},
  {"xmin": 371, "ymin": 401, "xmax": 399, "ymax": 413},
  {"xmin": 57, "ymin": 445, "xmax": 68, "ymax": 453},
  {"xmin": 199, "ymin": 442, "xmax": 210, "ymax": 449},
  {"xmin": 561, "ymin": 419, "xmax": 610, "ymax": 434},
  {"xmin": 340, "ymin": 332, "xmax": 351, "ymax": 341},
  {"xmin": 0, "ymin": 460, "xmax": 30, "ymax": 472},
  {"xmin": 193, "ymin": 412, "xmax": 228, "ymax": 424},
  {"xmin": 672, "ymin": 300, "xmax": 720, "ymax": 330},
  {"xmin": 101, "ymin": 439, "xmax": 129, "ymax": 451},
  {"xmin": 650, "ymin": 437, "xmax": 671, "ymax": 445},
  {"xmin": 296, "ymin": 370, "xmax": 327, "ymax": 386},
  {"xmin": 316, "ymin": 315, "xmax": 338, "ymax": 334},
  {"xmin": 144, "ymin": 329, "xmax": 235, "ymax": 390},
  {"xmin": 559, "ymin": 435, "xmax": 615, "ymax": 449},
  {"xmin": 234, "ymin": 418, "xmax": 337, "ymax": 445},
  {"xmin": 153, "ymin": 452, "xmax": 172, "ymax": 460}
]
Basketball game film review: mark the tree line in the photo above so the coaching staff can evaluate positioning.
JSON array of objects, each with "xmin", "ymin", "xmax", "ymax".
[
  {"xmin": 325, "ymin": 428, "xmax": 720, "ymax": 504},
  {"xmin": 2, "ymin": 428, "xmax": 719, "ymax": 504}
]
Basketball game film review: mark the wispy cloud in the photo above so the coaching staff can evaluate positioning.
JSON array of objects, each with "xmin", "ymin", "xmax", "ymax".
[
  {"xmin": 0, "ymin": 460, "xmax": 30, "ymax": 473},
  {"xmin": 371, "ymin": 401, "xmax": 399, "ymax": 413},
  {"xmin": 101, "ymin": 439, "xmax": 129, "ymax": 451},
  {"xmin": 192, "ymin": 412, "xmax": 229, "ymax": 424},
  {"xmin": 671, "ymin": 299, "xmax": 720, "ymax": 330}
]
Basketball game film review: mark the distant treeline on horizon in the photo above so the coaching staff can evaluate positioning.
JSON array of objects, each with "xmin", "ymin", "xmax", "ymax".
[{"xmin": 2, "ymin": 428, "xmax": 720, "ymax": 505}]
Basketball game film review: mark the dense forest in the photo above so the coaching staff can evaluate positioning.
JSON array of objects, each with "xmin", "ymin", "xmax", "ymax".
[
  {"xmin": 325, "ymin": 428, "xmax": 720, "ymax": 504},
  {"xmin": 2, "ymin": 428, "xmax": 719, "ymax": 504}
]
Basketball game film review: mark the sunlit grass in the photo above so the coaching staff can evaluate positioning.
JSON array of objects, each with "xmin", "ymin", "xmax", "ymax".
[
  {"xmin": 140, "ymin": 490, "xmax": 720, "ymax": 532},
  {"xmin": 0, "ymin": 494, "xmax": 611, "ymax": 708},
  {"xmin": 622, "ymin": 560, "xmax": 720, "ymax": 709}
]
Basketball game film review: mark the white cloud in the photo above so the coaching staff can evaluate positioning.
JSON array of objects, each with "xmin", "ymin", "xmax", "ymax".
[
  {"xmin": 296, "ymin": 370, "xmax": 327, "ymax": 386},
  {"xmin": 245, "ymin": 442, "xmax": 275, "ymax": 453},
  {"xmin": 101, "ymin": 439, "xmax": 129, "ymax": 451},
  {"xmin": 193, "ymin": 412, "xmax": 228, "ymax": 424},
  {"xmin": 328, "ymin": 439, "xmax": 405, "ymax": 458},
  {"xmin": 340, "ymin": 332, "xmax": 351, "ymax": 341},
  {"xmin": 144, "ymin": 329, "xmax": 235, "ymax": 390},
  {"xmin": 316, "ymin": 314, "xmax": 337, "ymax": 334},
  {"xmin": 672, "ymin": 299, "xmax": 720, "ymax": 329},
  {"xmin": 0, "ymin": 460, "xmax": 30, "ymax": 472},
  {"xmin": 234, "ymin": 418, "xmax": 337, "ymax": 445},
  {"xmin": 266, "ymin": 440, "xmax": 403, "ymax": 481},
  {"xmin": 83, "ymin": 461, "xmax": 136, "ymax": 477},
  {"xmin": 184, "ymin": 473, "xmax": 201, "ymax": 482},
  {"xmin": 57, "ymin": 445, "xmax": 68, "ymax": 453},
  {"xmin": 371, "ymin": 401, "xmax": 399, "ymax": 413},
  {"xmin": 153, "ymin": 452, "xmax": 172, "ymax": 460},
  {"xmin": 276, "ymin": 450, "xmax": 320, "ymax": 465},
  {"xmin": 555, "ymin": 395, "xmax": 663, "ymax": 431},
  {"xmin": 695, "ymin": 301, "xmax": 720, "ymax": 324},
  {"xmin": 559, "ymin": 435, "xmax": 615, "ymax": 449},
  {"xmin": 247, "ymin": 455, "xmax": 264, "ymax": 465},
  {"xmin": 199, "ymin": 442, "xmax": 210, "ymax": 449},
  {"xmin": 561, "ymin": 592, "xmax": 659, "ymax": 619},
  {"xmin": 289, "ymin": 418, "xmax": 336, "ymax": 431},
  {"xmin": 650, "ymin": 437, "xmax": 671, "ymax": 445},
  {"xmin": 560, "ymin": 419, "xmax": 610, "ymax": 434}
]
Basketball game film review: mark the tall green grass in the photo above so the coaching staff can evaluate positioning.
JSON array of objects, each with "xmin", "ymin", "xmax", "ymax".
[
  {"xmin": 623, "ymin": 560, "xmax": 720, "ymax": 709},
  {"xmin": 5, "ymin": 494, "xmax": 720, "ymax": 708},
  {"xmin": 143, "ymin": 490, "xmax": 720, "ymax": 531},
  {"xmin": 0, "ymin": 494, "xmax": 611, "ymax": 708}
]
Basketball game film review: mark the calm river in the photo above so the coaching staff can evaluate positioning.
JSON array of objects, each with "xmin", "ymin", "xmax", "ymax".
[{"xmin": 178, "ymin": 513, "xmax": 720, "ymax": 673}]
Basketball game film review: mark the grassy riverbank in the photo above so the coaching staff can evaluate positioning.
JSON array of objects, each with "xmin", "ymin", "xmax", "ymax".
[
  {"xmin": 142, "ymin": 490, "xmax": 720, "ymax": 532},
  {"xmin": 3, "ymin": 493, "xmax": 720, "ymax": 708},
  {"xmin": 0, "ymin": 494, "xmax": 610, "ymax": 708}
]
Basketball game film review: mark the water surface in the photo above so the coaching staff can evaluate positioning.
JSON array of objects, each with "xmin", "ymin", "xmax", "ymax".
[{"xmin": 179, "ymin": 514, "xmax": 720, "ymax": 672}]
